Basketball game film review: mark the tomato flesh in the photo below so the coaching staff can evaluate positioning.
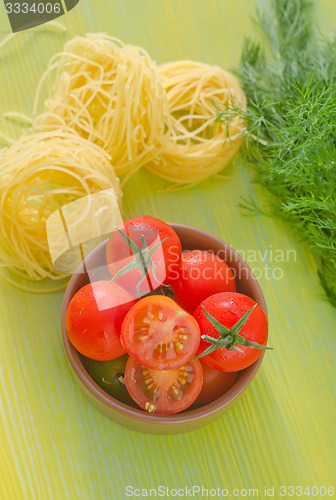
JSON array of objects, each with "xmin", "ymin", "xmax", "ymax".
[
  {"xmin": 65, "ymin": 280, "xmax": 137, "ymax": 360},
  {"xmin": 121, "ymin": 295, "xmax": 201, "ymax": 370},
  {"xmin": 176, "ymin": 250, "xmax": 236, "ymax": 313},
  {"xmin": 194, "ymin": 292, "xmax": 268, "ymax": 372},
  {"xmin": 106, "ymin": 216, "xmax": 182, "ymax": 297},
  {"xmin": 125, "ymin": 357, "xmax": 203, "ymax": 414}
]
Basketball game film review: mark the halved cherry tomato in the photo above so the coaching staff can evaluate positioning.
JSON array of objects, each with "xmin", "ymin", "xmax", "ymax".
[
  {"xmin": 120, "ymin": 295, "xmax": 201, "ymax": 370},
  {"xmin": 106, "ymin": 216, "xmax": 182, "ymax": 297},
  {"xmin": 125, "ymin": 356, "xmax": 203, "ymax": 414},
  {"xmin": 65, "ymin": 281, "xmax": 137, "ymax": 361},
  {"xmin": 195, "ymin": 365, "xmax": 238, "ymax": 406},
  {"xmin": 194, "ymin": 292, "xmax": 268, "ymax": 372},
  {"xmin": 175, "ymin": 250, "xmax": 236, "ymax": 313}
]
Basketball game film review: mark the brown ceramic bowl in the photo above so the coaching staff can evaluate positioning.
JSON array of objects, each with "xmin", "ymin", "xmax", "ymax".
[{"xmin": 61, "ymin": 224, "xmax": 268, "ymax": 434}]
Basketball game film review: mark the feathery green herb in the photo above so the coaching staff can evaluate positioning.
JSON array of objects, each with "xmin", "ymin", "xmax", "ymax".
[{"xmin": 220, "ymin": 0, "xmax": 336, "ymax": 307}]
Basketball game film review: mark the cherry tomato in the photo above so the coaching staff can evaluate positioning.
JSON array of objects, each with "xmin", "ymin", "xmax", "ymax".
[
  {"xmin": 65, "ymin": 281, "xmax": 137, "ymax": 361},
  {"xmin": 82, "ymin": 354, "xmax": 136, "ymax": 406},
  {"xmin": 125, "ymin": 356, "xmax": 203, "ymax": 414},
  {"xmin": 121, "ymin": 295, "xmax": 201, "ymax": 370},
  {"xmin": 195, "ymin": 365, "xmax": 238, "ymax": 406},
  {"xmin": 175, "ymin": 250, "xmax": 236, "ymax": 313},
  {"xmin": 106, "ymin": 216, "xmax": 182, "ymax": 297},
  {"xmin": 194, "ymin": 292, "xmax": 268, "ymax": 372}
]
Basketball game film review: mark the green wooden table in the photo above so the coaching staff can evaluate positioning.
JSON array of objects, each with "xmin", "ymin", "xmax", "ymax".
[{"xmin": 0, "ymin": 1, "xmax": 335, "ymax": 499}]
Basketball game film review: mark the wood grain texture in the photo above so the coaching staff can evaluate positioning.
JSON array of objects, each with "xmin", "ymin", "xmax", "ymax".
[{"xmin": 0, "ymin": 1, "xmax": 335, "ymax": 499}]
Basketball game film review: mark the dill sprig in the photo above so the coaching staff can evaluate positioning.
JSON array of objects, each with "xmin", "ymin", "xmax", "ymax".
[{"xmin": 219, "ymin": 0, "xmax": 336, "ymax": 307}]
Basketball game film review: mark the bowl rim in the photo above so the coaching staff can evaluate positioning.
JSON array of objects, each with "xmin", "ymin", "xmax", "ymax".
[{"xmin": 61, "ymin": 223, "xmax": 267, "ymax": 425}]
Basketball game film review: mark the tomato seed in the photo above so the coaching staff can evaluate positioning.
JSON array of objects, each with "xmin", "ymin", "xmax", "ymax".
[
  {"xmin": 145, "ymin": 402, "xmax": 155, "ymax": 413},
  {"xmin": 136, "ymin": 335, "xmax": 148, "ymax": 341},
  {"xmin": 170, "ymin": 386, "xmax": 183, "ymax": 400},
  {"xmin": 155, "ymin": 344, "xmax": 163, "ymax": 354},
  {"xmin": 178, "ymin": 334, "xmax": 187, "ymax": 340}
]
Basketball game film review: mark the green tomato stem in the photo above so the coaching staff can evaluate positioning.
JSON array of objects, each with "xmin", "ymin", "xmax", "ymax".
[{"xmin": 196, "ymin": 304, "xmax": 272, "ymax": 360}]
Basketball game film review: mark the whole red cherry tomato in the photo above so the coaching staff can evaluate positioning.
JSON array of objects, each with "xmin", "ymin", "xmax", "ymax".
[
  {"xmin": 106, "ymin": 216, "xmax": 182, "ymax": 297},
  {"xmin": 194, "ymin": 292, "xmax": 268, "ymax": 372},
  {"xmin": 65, "ymin": 281, "xmax": 137, "ymax": 360},
  {"xmin": 121, "ymin": 295, "xmax": 201, "ymax": 370},
  {"xmin": 175, "ymin": 250, "xmax": 236, "ymax": 313},
  {"xmin": 125, "ymin": 356, "xmax": 203, "ymax": 414},
  {"xmin": 195, "ymin": 365, "xmax": 238, "ymax": 406}
]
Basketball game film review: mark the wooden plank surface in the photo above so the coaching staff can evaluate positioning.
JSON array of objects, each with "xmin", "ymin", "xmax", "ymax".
[{"xmin": 0, "ymin": 1, "xmax": 335, "ymax": 499}]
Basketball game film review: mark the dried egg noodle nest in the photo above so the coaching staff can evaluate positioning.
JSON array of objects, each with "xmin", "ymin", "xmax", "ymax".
[
  {"xmin": 0, "ymin": 132, "xmax": 122, "ymax": 292},
  {"xmin": 147, "ymin": 60, "xmax": 247, "ymax": 189},
  {"xmin": 33, "ymin": 34, "xmax": 170, "ymax": 182}
]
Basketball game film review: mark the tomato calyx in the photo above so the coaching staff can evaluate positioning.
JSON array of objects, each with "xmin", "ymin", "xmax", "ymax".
[
  {"xmin": 102, "ymin": 373, "xmax": 125, "ymax": 385},
  {"xmin": 144, "ymin": 283, "xmax": 175, "ymax": 300},
  {"xmin": 110, "ymin": 226, "xmax": 168, "ymax": 293},
  {"xmin": 195, "ymin": 304, "xmax": 272, "ymax": 359}
]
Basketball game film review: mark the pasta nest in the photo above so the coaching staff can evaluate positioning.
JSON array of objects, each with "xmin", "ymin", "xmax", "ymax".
[
  {"xmin": 33, "ymin": 34, "xmax": 170, "ymax": 180},
  {"xmin": 0, "ymin": 132, "xmax": 122, "ymax": 290},
  {"xmin": 147, "ymin": 60, "xmax": 247, "ymax": 188}
]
